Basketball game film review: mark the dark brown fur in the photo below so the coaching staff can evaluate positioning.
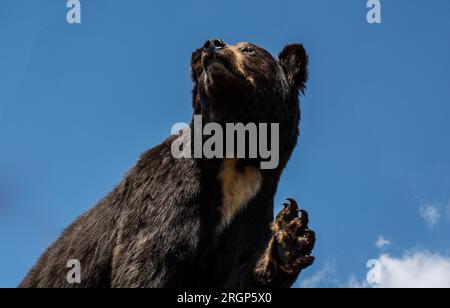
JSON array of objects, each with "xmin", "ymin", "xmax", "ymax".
[{"xmin": 20, "ymin": 39, "xmax": 315, "ymax": 288}]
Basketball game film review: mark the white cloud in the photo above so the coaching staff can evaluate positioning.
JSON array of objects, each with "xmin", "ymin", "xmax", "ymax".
[
  {"xmin": 420, "ymin": 204, "xmax": 441, "ymax": 227},
  {"xmin": 299, "ymin": 261, "xmax": 336, "ymax": 288},
  {"xmin": 376, "ymin": 236, "xmax": 391, "ymax": 249},
  {"xmin": 346, "ymin": 274, "xmax": 369, "ymax": 288},
  {"xmin": 366, "ymin": 251, "xmax": 450, "ymax": 288}
]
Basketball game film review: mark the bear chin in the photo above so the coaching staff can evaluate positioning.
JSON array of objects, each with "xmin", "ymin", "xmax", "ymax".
[{"xmin": 205, "ymin": 61, "xmax": 243, "ymax": 83}]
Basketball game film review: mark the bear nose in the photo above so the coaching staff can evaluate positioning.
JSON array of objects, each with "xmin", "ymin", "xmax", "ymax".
[{"xmin": 203, "ymin": 38, "xmax": 227, "ymax": 54}]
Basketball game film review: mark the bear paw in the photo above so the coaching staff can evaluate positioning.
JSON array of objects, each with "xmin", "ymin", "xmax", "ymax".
[{"xmin": 272, "ymin": 199, "xmax": 316, "ymax": 275}]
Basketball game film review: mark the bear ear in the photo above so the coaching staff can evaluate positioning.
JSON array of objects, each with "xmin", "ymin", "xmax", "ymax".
[
  {"xmin": 279, "ymin": 44, "xmax": 309, "ymax": 94},
  {"xmin": 191, "ymin": 48, "xmax": 204, "ymax": 82}
]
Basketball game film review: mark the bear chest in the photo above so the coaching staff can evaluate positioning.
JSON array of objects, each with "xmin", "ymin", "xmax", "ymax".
[{"xmin": 217, "ymin": 159, "xmax": 262, "ymax": 230}]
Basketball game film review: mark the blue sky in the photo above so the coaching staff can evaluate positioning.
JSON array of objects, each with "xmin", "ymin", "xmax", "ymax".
[{"xmin": 1, "ymin": 0, "xmax": 450, "ymax": 288}]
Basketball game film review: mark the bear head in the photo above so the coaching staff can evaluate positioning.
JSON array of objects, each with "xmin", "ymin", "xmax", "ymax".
[{"xmin": 191, "ymin": 38, "xmax": 308, "ymax": 127}]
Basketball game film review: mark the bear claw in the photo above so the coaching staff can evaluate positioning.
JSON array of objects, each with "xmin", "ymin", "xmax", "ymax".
[{"xmin": 272, "ymin": 199, "xmax": 316, "ymax": 275}]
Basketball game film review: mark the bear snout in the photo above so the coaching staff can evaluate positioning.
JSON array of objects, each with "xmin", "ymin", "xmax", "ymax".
[{"xmin": 203, "ymin": 38, "xmax": 227, "ymax": 54}]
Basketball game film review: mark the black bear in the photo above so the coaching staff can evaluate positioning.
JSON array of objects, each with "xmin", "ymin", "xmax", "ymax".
[{"xmin": 20, "ymin": 38, "xmax": 315, "ymax": 288}]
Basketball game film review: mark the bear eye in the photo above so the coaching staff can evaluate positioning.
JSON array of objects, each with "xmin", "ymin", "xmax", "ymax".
[{"xmin": 241, "ymin": 47, "xmax": 255, "ymax": 54}]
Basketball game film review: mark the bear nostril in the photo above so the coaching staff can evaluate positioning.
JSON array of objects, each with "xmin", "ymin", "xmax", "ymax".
[
  {"xmin": 212, "ymin": 38, "xmax": 226, "ymax": 48},
  {"xmin": 203, "ymin": 38, "xmax": 227, "ymax": 53}
]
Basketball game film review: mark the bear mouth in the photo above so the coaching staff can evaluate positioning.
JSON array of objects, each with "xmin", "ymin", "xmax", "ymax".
[{"xmin": 202, "ymin": 54, "xmax": 243, "ymax": 80}]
